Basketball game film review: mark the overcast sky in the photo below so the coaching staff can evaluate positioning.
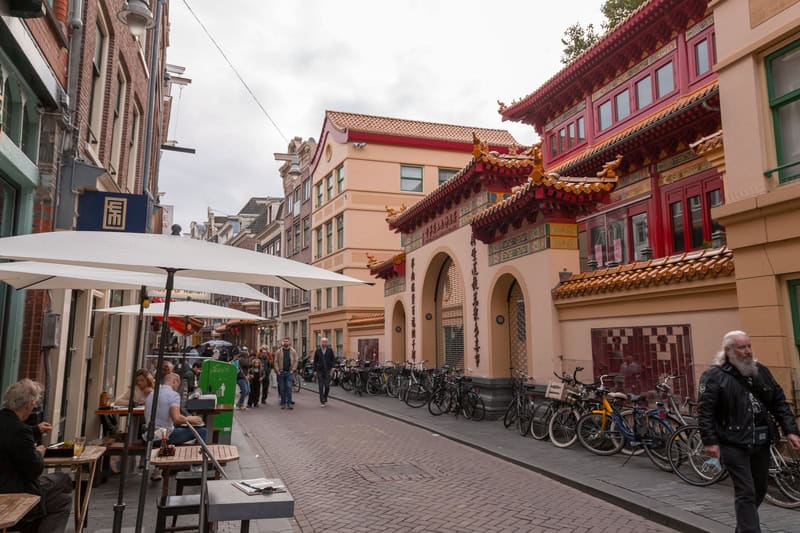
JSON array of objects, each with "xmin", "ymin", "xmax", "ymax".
[{"xmin": 159, "ymin": 0, "xmax": 604, "ymax": 229}]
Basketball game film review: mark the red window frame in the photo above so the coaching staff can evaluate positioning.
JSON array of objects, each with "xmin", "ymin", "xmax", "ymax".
[
  {"xmin": 687, "ymin": 26, "xmax": 716, "ymax": 86},
  {"xmin": 545, "ymin": 112, "xmax": 588, "ymax": 161},
  {"xmin": 660, "ymin": 170, "xmax": 723, "ymax": 254},
  {"xmin": 578, "ymin": 197, "xmax": 651, "ymax": 268}
]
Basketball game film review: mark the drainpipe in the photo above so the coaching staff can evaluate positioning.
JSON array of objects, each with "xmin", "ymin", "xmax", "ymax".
[{"xmin": 65, "ymin": 0, "xmax": 83, "ymax": 149}]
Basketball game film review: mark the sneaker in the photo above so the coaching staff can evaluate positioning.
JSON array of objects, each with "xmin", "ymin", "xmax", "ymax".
[
  {"xmin": 320, "ymin": 403, "xmax": 325, "ymax": 407},
  {"xmin": 150, "ymin": 469, "xmax": 162, "ymax": 481}
]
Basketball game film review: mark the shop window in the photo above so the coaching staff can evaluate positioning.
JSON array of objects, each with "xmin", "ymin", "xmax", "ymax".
[
  {"xmin": 401, "ymin": 165, "xmax": 423, "ymax": 192},
  {"xmin": 438, "ymin": 168, "xmax": 458, "ymax": 185},
  {"xmin": 615, "ymin": 89, "xmax": 631, "ymax": 121},
  {"xmin": 766, "ymin": 39, "xmax": 800, "ymax": 183},
  {"xmin": 656, "ymin": 62, "xmax": 675, "ymax": 98},
  {"xmin": 636, "ymin": 75, "xmax": 653, "ymax": 109},
  {"xmin": 598, "ymin": 100, "xmax": 612, "ymax": 131}
]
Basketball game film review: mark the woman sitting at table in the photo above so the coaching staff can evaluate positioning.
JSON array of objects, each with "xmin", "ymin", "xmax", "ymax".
[{"xmin": 114, "ymin": 368, "xmax": 155, "ymax": 406}]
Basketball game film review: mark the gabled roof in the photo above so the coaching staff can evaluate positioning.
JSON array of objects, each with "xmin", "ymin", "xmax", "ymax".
[
  {"xmin": 552, "ymin": 247, "xmax": 734, "ymax": 300},
  {"xmin": 326, "ymin": 110, "xmax": 518, "ymax": 147}
]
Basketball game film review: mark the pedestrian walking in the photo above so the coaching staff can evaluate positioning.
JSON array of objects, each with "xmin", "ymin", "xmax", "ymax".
[
  {"xmin": 313, "ymin": 337, "xmax": 336, "ymax": 407},
  {"xmin": 275, "ymin": 337, "xmax": 298, "ymax": 410},
  {"xmin": 235, "ymin": 349, "xmax": 251, "ymax": 410},
  {"xmin": 698, "ymin": 330, "xmax": 800, "ymax": 533},
  {"xmin": 247, "ymin": 358, "xmax": 266, "ymax": 408},
  {"xmin": 259, "ymin": 346, "xmax": 273, "ymax": 404}
]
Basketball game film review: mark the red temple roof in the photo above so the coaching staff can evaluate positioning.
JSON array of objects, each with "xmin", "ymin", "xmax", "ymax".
[{"xmin": 500, "ymin": 0, "xmax": 709, "ymax": 129}]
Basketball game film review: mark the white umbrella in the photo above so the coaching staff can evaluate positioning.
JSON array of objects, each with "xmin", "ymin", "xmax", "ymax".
[
  {"xmin": 95, "ymin": 301, "xmax": 267, "ymax": 321},
  {"xmin": 0, "ymin": 231, "xmax": 366, "ymax": 289},
  {"xmin": 0, "ymin": 261, "xmax": 276, "ymax": 302},
  {"xmin": 0, "ymin": 230, "xmax": 368, "ymax": 532}
]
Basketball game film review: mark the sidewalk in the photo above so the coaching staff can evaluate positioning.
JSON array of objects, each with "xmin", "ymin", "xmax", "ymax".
[
  {"xmin": 67, "ymin": 422, "xmax": 297, "ymax": 533},
  {"xmin": 309, "ymin": 383, "xmax": 798, "ymax": 533}
]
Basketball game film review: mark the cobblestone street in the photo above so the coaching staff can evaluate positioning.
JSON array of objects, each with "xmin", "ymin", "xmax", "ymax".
[{"xmin": 238, "ymin": 391, "xmax": 675, "ymax": 533}]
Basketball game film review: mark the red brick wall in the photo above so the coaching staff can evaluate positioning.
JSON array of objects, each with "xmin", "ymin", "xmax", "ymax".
[{"xmin": 24, "ymin": 10, "xmax": 68, "ymax": 88}]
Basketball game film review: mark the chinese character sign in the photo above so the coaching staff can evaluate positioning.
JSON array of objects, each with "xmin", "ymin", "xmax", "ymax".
[
  {"xmin": 77, "ymin": 191, "xmax": 147, "ymax": 233},
  {"xmin": 102, "ymin": 197, "xmax": 128, "ymax": 230}
]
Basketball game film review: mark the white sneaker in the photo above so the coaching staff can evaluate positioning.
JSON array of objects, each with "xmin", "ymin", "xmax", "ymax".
[{"xmin": 320, "ymin": 403, "xmax": 325, "ymax": 407}]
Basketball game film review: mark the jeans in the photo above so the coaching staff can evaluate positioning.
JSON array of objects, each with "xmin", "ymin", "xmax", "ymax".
[
  {"xmin": 169, "ymin": 426, "xmax": 208, "ymax": 444},
  {"xmin": 721, "ymin": 444, "xmax": 771, "ymax": 533},
  {"xmin": 317, "ymin": 370, "xmax": 331, "ymax": 403},
  {"xmin": 33, "ymin": 472, "xmax": 72, "ymax": 533},
  {"xmin": 237, "ymin": 378, "xmax": 250, "ymax": 407},
  {"xmin": 278, "ymin": 371, "xmax": 293, "ymax": 406},
  {"xmin": 249, "ymin": 379, "xmax": 261, "ymax": 407}
]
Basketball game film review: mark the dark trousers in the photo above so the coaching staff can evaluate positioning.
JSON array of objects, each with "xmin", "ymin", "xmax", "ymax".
[
  {"xmin": 262, "ymin": 368, "xmax": 271, "ymax": 402},
  {"xmin": 317, "ymin": 370, "xmax": 331, "ymax": 403},
  {"xmin": 35, "ymin": 472, "xmax": 73, "ymax": 533},
  {"xmin": 721, "ymin": 444, "xmax": 771, "ymax": 533},
  {"xmin": 249, "ymin": 379, "xmax": 261, "ymax": 407}
]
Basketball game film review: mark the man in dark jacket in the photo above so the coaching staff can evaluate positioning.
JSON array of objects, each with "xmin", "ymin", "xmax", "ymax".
[
  {"xmin": 313, "ymin": 337, "xmax": 336, "ymax": 406},
  {"xmin": 699, "ymin": 331, "xmax": 800, "ymax": 533},
  {"xmin": 0, "ymin": 379, "xmax": 72, "ymax": 533}
]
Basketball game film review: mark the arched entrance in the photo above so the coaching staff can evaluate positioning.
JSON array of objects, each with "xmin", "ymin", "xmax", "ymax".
[
  {"xmin": 490, "ymin": 274, "xmax": 527, "ymax": 377},
  {"xmin": 390, "ymin": 300, "xmax": 406, "ymax": 362},
  {"xmin": 435, "ymin": 257, "xmax": 465, "ymax": 369}
]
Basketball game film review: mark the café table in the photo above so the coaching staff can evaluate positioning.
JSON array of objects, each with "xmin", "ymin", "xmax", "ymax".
[
  {"xmin": 206, "ymin": 479, "xmax": 294, "ymax": 533},
  {"xmin": 43, "ymin": 445, "xmax": 106, "ymax": 533},
  {"xmin": 0, "ymin": 493, "xmax": 40, "ymax": 533},
  {"xmin": 186, "ymin": 404, "xmax": 234, "ymax": 443},
  {"xmin": 149, "ymin": 444, "xmax": 239, "ymax": 500}
]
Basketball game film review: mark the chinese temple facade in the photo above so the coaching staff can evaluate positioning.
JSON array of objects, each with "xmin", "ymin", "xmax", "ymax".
[{"xmin": 371, "ymin": 0, "xmax": 757, "ymax": 414}]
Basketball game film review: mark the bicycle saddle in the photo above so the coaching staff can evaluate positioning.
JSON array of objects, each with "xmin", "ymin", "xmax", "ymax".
[
  {"xmin": 607, "ymin": 392, "xmax": 627, "ymax": 400},
  {"xmin": 628, "ymin": 394, "xmax": 646, "ymax": 403}
]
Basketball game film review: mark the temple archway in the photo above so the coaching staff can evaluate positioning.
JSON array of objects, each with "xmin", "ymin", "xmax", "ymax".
[
  {"xmin": 490, "ymin": 274, "xmax": 527, "ymax": 377},
  {"xmin": 421, "ymin": 252, "xmax": 465, "ymax": 369},
  {"xmin": 390, "ymin": 300, "xmax": 406, "ymax": 363}
]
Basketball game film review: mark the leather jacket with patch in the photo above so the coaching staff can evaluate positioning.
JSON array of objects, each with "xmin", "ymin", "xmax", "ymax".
[{"xmin": 698, "ymin": 362, "xmax": 799, "ymax": 447}]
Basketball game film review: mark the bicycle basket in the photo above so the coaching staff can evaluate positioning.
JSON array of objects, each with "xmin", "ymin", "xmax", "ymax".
[{"xmin": 545, "ymin": 381, "xmax": 579, "ymax": 404}]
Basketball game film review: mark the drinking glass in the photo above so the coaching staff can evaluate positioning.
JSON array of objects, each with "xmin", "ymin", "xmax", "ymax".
[{"xmin": 73, "ymin": 437, "xmax": 86, "ymax": 459}]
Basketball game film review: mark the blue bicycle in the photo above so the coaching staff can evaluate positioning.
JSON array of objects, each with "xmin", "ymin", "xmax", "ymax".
[{"xmin": 576, "ymin": 374, "xmax": 682, "ymax": 472}]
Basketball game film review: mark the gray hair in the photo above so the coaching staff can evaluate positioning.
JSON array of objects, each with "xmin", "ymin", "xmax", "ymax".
[
  {"xmin": 1, "ymin": 378, "xmax": 43, "ymax": 411},
  {"xmin": 712, "ymin": 330, "xmax": 748, "ymax": 366}
]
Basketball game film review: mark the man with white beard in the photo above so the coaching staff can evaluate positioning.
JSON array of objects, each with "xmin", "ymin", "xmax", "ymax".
[{"xmin": 698, "ymin": 330, "xmax": 800, "ymax": 533}]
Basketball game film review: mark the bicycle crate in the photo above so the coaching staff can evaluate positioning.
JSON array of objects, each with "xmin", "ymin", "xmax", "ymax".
[{"xmin": 545, "ymin": 381, "xmax": 579, "ymax": 404}]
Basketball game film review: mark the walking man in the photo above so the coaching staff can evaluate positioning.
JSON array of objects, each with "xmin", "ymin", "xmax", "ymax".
[
  {"xmin": 259, "ymin": 346, "xmax": 273, "ymax": 404},
  {"xmin": 314, "ymin": 337, "xmax": 336, "ymax": 406},
  {"xmin": 699, "ymin": 330, "xmax": 800, "ymax": 533},
  {"xmin": 275, "ymin": 337, "xmax": 298, "ymax": 410},
  {"xmin": 235, "ymin": 350, "xmax": 251, "ymax": 410}
]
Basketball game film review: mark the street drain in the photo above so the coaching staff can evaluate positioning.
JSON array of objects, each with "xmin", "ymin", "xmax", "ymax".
[{"xmin": 353, "ymin": 463, "xmax": 435, "ymax": 482}]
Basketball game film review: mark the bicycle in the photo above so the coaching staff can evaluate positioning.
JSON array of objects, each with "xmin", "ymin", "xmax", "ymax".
[
  {"xmin": 502, "ymin": 369, "xmax": 537, "ymax": 436},
  {"xmin": 576, "ymin": 374, "xmax": 682, "ymax": 471},
  {"xmin": 403, "ymin": 361, "xmax": 432, "ymax": 408},
  {"xmin": 666, "ymin": 424, "xmax": 727, "ymax": 486},
  {"xmin": 541, "ymin": 367, "xmax": 597, "ymax": 447},
  {"xmin": 764, "ymin": 438, "xmax": 800, "ymax": 508}
]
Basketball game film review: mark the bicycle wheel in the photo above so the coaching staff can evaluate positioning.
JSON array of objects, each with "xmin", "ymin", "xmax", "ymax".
[
  {"xmin": 366, "ymin": 375, "xmax": 381, "ymax": 396},
  {"xmin": 548, "ymin": 406, "xmax": 579, "ymax": 448},
  {"xmin": 340, "ymin": 372, "xmax": 353, "ymax": 392},
  {"xmin": 642, "ymin": 415, "xmax": 681, "ymax": 472},
  {"xmin": 667, "ymin": 425, "xmax": 726, "ymax": 486},
  {"xmin": 618, "ymin": 410, "xmax": 645, "ymax": 456},
  {"xmin": 765, "ymin": 444, "xmax": 800, "ymax": 509},
  {"xmin": 404, "ymin": 383, "xmax": 429, "ymax": 408},
  {"xmin": 292, "ymin": 373, "xmax": 301, "ymax": 392},
  {"xmin": 518, "ymin": 400, "xmax": 534, "ymax": 437},
  {"xmin": 503, "ymin": 402, "xmax": 518, "ymax": 429},
  {"xmin": 530, "ymin": 402, "xmax": 553, "ymax": 440},
  {"xmin": 386, "ymin": 375, "xmax": 399, "ymax": 398},
  {"xmin": 427, "ymin": 389, "xmax": 449, "ymax": 416},
  {"xmin": 576, "ymin": 412, "xmax": 625, "ymax": 455},
  {"xmin": 463, "ymin": 392, "xmax": 486, "ymax": 421}
]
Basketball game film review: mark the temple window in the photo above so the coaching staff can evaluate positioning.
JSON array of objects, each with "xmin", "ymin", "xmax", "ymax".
[
  {"xmin": 567, "ymin": 123, "xmax": 576, "ymax": 149},
  {"xmin": 576, "ymin": 117, "xmax": 585, "ymax": 143},
  {"xmin": 400, "ymin": 165, "xmax": 423, "ymax": 192},
  {"xmin": 598, "ymin": 100, "xmax": 613, "ymax": 131},
  {"xmin": 438, "ymin": 168, "xmax": 458, "ymax": 184},
  {"xmin": 662, "ymin": 172, "xmax": 723, "ymax": 254},
  {"xmin": 636, "ymin": 76, "xmax": 653, "ymax": 109},
  {"xmin": 580, "ymin": 201, "xmax": 651, "ymax": 269},
  {"xmin": 695, "ymin": 39, "xmax": 710, "ymax": 75},
  {"xmin": 559, "ymin": 128, "xmax": 567, "ymax": 152},
  {"xmin": 549, "ymin": 133, "xmax": 557, "ymax": 157},
  {"xmin": 615, "ymin": 89, "xmax": 631, "ymax": 121},
  {"xmin": 656, "ymin": 62, "xmax": 675, "ymax": 98},
  {"xmin": 766, "ymin": 39, "xmax": 800, "ymax": 183}
]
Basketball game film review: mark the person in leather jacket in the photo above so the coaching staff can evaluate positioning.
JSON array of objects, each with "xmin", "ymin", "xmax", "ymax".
[{"xmin": 699, "ymin": 331, "xmax": 800, "ymax": 533}]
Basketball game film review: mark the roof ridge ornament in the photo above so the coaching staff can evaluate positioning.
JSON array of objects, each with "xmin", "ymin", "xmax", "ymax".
[
  {"xmin": 597, "ymin": 154, "xmax": 624, "ymax": 180},
  {"xmin": 385, "ymin": 204, "xmax": 407, "ymax": 221}
]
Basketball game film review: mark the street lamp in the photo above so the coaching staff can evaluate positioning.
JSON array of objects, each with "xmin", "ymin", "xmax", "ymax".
[{"xmin": 116, "ymin": 0, "xmax": 154, "ymax": 37}]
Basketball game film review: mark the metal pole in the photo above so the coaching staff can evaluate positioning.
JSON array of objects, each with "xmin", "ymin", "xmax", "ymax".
[
  {"xmin": 140, "ymin": 0, "xmax": 164, "ymax": 232},
  {"xmin": 134, "ymin": 269, "xmax": 176, "ymax": 532},
  {"xmin": 112, "ymin": 286, "xmax": 148, "ymax": 533}
]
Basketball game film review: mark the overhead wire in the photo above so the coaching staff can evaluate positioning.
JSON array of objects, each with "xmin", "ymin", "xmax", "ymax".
[{"xmin": 179, "ymin": 0, "xmax": 289, "ymax": 144}]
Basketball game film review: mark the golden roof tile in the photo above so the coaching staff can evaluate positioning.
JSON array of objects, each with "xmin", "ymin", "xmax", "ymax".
[{"xmin": 552, "ymin": 247, "xmax": 734, "ymax": 300}]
